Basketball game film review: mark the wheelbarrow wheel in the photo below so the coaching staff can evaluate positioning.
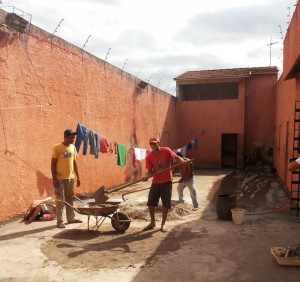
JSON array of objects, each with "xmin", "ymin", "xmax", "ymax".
[{"xmin": 111, "ymin": 212, "xmax": 130, "ymax": 232}]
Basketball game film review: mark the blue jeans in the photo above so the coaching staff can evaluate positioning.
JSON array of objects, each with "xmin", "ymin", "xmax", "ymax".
[{"xmin": 177, "ymin": 176, "xmax": 199, "ymax": 208}]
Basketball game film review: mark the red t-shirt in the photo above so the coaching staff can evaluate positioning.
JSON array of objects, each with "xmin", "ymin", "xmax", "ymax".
[{"xmin": 146, "ymin": 147, "xmax": 177, "ymax": 184}]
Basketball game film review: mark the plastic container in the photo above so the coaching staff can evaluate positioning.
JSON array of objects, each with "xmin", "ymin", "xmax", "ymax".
[
  {"xmin": 40, "ymin": 214, "xmax": 56, "ymax": 221},
  {"xmin": 231, "ymin": 208, "xmax": 246, "ymax": 224}
]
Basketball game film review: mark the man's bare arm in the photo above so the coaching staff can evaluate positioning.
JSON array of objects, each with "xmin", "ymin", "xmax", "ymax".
[
  {"xmin": 74, "ymin": 160, "xmax": 81, "ymax": 187},
  {"xmin": 288, "ymin": 161, "xmax": 300, "ymax": 171}
]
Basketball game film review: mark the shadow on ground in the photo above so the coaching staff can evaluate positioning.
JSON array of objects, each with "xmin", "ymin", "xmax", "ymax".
[{"xmin": 131, "ymin": 169, "xmax": 300, "ymax": 281}]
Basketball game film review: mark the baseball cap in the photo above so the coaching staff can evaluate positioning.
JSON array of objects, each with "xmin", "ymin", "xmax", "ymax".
[
  {"xmin": 64, "ymin": 129, "xmax": 77, "ymax": 136},
  {"xmin": 149, "ymin": 137, "xmax": 160, "ymax": 144}
]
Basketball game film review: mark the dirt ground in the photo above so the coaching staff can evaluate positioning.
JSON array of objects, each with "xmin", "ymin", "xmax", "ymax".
[
  {"xmin": 1, "ymin": 169, "xmax": 300, "ymax": 281},
  {"xmin": 41, "ymin": 201, "xmax": 197, "ymax": 270}
]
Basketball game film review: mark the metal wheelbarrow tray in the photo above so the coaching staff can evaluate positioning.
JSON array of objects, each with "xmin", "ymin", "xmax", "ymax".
[{"xmin": 58, "ymin": 197, "xmax": 131, "ymax": 232}]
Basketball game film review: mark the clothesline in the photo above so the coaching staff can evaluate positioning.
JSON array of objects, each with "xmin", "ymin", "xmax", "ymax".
[
  {"xmin": 0, "ymin": 103, "xmax": 52, "ymax": 110},
  {"xmin": 74, "ymin": 122, "xmax": 197, "ymax": 167}
]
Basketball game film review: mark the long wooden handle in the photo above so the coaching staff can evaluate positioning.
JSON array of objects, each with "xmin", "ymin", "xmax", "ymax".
[
  {"xmin": 107, "ymin": 159, "xmax": 193, "ymax": 193},
  {"xmin": 121, "ymin": 181, "xmax": 180, "ymax": 201}
]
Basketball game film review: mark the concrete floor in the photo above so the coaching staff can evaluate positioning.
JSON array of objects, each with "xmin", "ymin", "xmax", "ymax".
[{"xmin": 1, "ymin": 169, "xmax": 300, "ymax": 281}]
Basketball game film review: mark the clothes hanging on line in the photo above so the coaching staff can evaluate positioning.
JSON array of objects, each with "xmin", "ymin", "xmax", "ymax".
[
  {"xmin": 134, "ymin": 148, "xmax": 148, "ymax": 161},
  {"xmin": 132, "ymin": 148, "xmax": 137, "ymax": 168},
  {"xmin": 181, "ymin": 146, "xmax": 187, "ymax": 157},
  {"xmin": 74, "ymin": 122, "xmax": 198, "ymax": 166},
  {"xmin": 187, "ymin": 139, "xmax": 197, "ymax": 150},
  {"xmin": 89, "ymin": 131, "xmax": 100, "ymax": 158},
  {"xmin": 75, "ymin": 123, "xmax": 89, "ymax": 155},
  {"xmin": 100, "ymin": 137, "xmax": 109, "ymax": 153},
  {"xmin": 117, "ymin": 143, "xmax": 127, "ymax": 167}
]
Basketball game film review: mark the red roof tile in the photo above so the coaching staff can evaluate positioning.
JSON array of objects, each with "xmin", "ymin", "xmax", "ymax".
[{"xmin": 174, "ymin": 67, "xmax": 278, "ymax": 80}]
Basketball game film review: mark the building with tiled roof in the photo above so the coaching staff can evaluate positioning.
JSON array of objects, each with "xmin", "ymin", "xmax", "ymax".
[
  {"xmin": 174, "ymin": 66, "xmax": 278, "ymax": 169},
  {"xmin": 175, "ymin": 67, "xmax": 278, "ymax": 81}
]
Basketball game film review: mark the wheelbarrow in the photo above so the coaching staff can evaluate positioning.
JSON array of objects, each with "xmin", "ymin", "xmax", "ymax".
[{"xmin": 56, "ymin": 196, "xmax": 131, "ymax": 232}]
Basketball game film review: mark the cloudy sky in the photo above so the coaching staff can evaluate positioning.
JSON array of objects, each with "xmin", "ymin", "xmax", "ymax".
[{"xmin": 1, "ymin": 0, "xmax": 297, "ymax": 94}]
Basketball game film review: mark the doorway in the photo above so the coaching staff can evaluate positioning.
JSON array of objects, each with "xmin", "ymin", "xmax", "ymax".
[{"xmin": 221, "ymin": 134, "xmax": 237, "ymax": 168}]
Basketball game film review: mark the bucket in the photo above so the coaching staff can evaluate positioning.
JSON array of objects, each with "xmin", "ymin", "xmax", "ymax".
[
  {"xmin": 231, "ymin": 208, "xmax": 246, "ymax": 224},
  {"xmin": 216, "ymin": 194, "xmax": 236, "ymax": 220}
]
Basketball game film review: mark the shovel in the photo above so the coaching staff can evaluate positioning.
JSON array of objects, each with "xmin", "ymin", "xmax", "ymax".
[{"xmin": 95, "ymin": 159, "xmax": 192, "ymax": 204}]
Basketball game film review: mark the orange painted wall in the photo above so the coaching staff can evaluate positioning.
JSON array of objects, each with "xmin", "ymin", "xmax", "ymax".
[
  {"xmin": 283, "ymin": 7, "xmax": 300, "ymax": 76},
  {"xmin": 274, "ymin": 3, "xmax": 300, "ymax": 192},
  {"xmin": 0, "ymin": 13, "xmax": 176, "ymax": 221},
  {"xmin": 176, "ymin": 73, "xmax": 277, "ymax": 169},
  {"xmin": 176, "ymin": 79, "xmax": 246, "ymax": 168},
  {"xmin": 244, "ymin": 74, "xmax": 277, "ymax": 162},
  {"xmin": 274, "ymin": 76, "xmax": 296, "ymax": 186},
  {"xmin": 2, "ymin": 2, "xmax": 300, "ymax": 220}
]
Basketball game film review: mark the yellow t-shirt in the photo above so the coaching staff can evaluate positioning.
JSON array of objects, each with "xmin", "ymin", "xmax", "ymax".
[{"xmin": 52, "ymin": 143, "xmax": 78, "ymax": 180}]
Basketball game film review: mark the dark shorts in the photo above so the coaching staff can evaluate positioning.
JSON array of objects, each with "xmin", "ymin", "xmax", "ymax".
[{"xmin": 147, "ymin": 181, "xmax": 172, "ymax": 209}]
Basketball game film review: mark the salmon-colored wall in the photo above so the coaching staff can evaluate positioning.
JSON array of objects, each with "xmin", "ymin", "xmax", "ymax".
[
  {"xmin": 0, "ymin": 12, "xmax": 176, "ymax": 221},
  {"xmin": 2, "ymin": 1, "xmax": 300, "ymax": 220},
  {"xmin": 244, "ymin": 74, "xmax": 277, "ymax": 163},
  {"xmin": 176, "ymin": 80, "xmax": 245, "ymax": 168},
  {"xmin": 283, "ymin": 7, "xmax": 300, "ymax": 76},
  {"xmin": 274, "ymin": 3, "xmax": 300, "ymax": 193},
  {"xmin": 176, "ymin": 73, "xmax": 277, "ymax": 170},
  {"xmin": 274, "ymin": 76, "xmax": 296, "ymax": 186}
]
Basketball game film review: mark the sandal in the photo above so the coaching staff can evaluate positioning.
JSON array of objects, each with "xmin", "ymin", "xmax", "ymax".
[
  {"xmin": 57, "ymin": 223, "xmax": 65, "ymax": 228},
  {"xmin": 160, "ymin": 225, "xmax": 168, "ymax": 232},
  {"xmin": 68, "ymin": 219, "xmax": 83, "ymax": 224},
  {"xmin": 143, "ymin": 224, "xmax": 156, "ymax": 231}
]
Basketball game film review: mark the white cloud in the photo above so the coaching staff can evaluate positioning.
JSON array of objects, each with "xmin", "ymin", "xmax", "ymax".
[{"xmin": 1, "ymin": 0, "xmax": 296, "ymax": 93}]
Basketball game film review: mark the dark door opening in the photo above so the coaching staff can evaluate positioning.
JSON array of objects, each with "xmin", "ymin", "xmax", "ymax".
[{"xmin": 221, "ymin": 134, "xmax": 237, "ymax": 168}]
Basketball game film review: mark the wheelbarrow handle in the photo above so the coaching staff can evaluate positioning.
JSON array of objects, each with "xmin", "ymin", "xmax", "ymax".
[
  {"xmin": 107, "ymin": 159, "xmax": 193, "ymax": 194},
  {"xmin": 73, "ymin": 196, "xmax": 84, "ymax": 204},
  {"xmin": 55, "ymin": 199, "xmax": 81, "ymax": 214}
]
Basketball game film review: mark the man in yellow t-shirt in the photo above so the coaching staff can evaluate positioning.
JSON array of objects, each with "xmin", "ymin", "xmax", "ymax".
[{"xmin": 51, "ymin": 129, "xmax": 82, "ymax": 228}]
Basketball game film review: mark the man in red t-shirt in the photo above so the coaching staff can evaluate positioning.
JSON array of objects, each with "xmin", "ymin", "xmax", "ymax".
[{"xmin": 142, "ymin": 137, "xmax": 184, "ymax": 232}]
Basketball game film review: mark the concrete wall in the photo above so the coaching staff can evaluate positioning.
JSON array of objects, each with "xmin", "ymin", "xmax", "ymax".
[
  {"xmin": 0, "ymin": 11, "xmax": 176, "ymax": 221},
  {"xmin": 283, "ymin": 7, "xmax": 300, "ymax": 76},
  {"xmin": 244, "ymin": 74, "xmax": 277, "ymax": 164},
  {"xmin": 175, "ymin": 79, "xmax": 246, "ymax": 168},
  {"xmin": 175, "ymin": 72, "xmax": 277, "ymax": 169},
  {"xmin": 274, "ymin": 3, "xmax": 300, "ymax": 192},
  {"xmin": 274, "ymin": 77, "xmax": 296, "ymax": 185},
  {"xmin": 2, "ymin": 1, "xmax": 300, "ymax": 220}
]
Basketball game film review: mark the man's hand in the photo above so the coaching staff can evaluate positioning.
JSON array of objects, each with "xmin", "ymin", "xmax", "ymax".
[
  {"xmin": 142, "ymin": 176, "xmax": 149, "ymax": 182},
  {"xmin": 179, "ymin": 178, "xmax": 183, "ymax": 183},
  {"xmin": 76, "ymin": 179, "xmax": 81, "ymax": 187}
]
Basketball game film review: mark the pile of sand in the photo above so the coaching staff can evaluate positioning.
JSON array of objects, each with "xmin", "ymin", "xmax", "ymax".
[{"xmin": 121, "ymin": 200, "xmax": 194, "ymax": 221}]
